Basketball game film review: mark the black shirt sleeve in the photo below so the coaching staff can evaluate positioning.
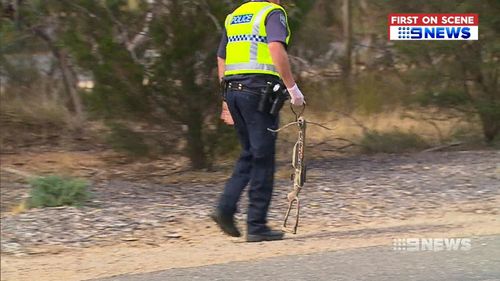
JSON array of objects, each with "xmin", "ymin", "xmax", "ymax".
[
  {"xmin": 265, "ymin": 10, "xmax": 289, "ymax": 46},
  {"xmin": 217, "ymin": 27, "xmax": 228, "ymax": 59}
]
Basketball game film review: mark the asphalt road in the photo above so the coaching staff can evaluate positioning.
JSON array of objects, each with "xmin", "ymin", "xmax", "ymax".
[{"xmin": 94, "ymin": 235, "xmax": 500, "ymax": 281}]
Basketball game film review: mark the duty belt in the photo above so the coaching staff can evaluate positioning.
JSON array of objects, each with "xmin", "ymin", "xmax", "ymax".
[{"xmin": 227, "ymin": 82, "xmax": 262, "ymax": 95}]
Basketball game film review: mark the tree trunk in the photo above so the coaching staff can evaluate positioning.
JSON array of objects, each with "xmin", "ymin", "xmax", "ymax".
[
  {"xmin": 57, "ymin": 50, "xmax": 85, "ymax": 125},
  {"xmin": 185, "ymin": 111, "xmax": 208, "ymax": 170},
  {"xmin": 34, "ymin": 28, "xmax": 85, "ymax": 127},
  {"xmin": 342, "ymin": 0, "xmax": 353, "ymax": 77},
  {"xmin": 342, "ymin": 0, "xmax": 354, "ymax": 111},
  {"xmin": 478, "ymin": 106, "xmax": 500, "ymax": 143}
]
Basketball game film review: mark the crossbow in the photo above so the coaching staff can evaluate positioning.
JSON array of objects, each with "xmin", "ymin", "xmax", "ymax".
[{"xmin": 268, "ymin": 104, "xmax": 331, "ymax": 234}]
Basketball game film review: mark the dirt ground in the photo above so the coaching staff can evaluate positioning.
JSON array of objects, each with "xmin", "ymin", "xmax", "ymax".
[
  {"xmin": 1, "ymin": 149, "xmax": 499, "ymax": 281},
  {"xmin": 1, "ymin": 209, "xmax": 499, "ymax": 281}
]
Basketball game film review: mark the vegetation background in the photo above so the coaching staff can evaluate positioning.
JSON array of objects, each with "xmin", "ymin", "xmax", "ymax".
[{"xmin": 1, "ymin": 0, "xmax": 499, "ymax": 170}]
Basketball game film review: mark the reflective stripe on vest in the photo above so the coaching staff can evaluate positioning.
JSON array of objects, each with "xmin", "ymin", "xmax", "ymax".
[
  {"xmin": 224, "ymin": 2, "xmax": 290, "ymax": 77},
  {"xmin": 248, "ymin": 5, "xmax": 274, "ymax": 62},
  {"xmin": 225, "ymin": 62, "xmax": 277, "ymax": 73},
  {"xmin": 227, "ymin": 35, "xmax": 268, "ymax": 43}
]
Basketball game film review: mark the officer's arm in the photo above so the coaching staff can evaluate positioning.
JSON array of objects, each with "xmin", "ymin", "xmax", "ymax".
[
  {"xmin": 217, "ymin": 57, "xmax": 225, "ymax": 82},
  {"xmin": 218, "ymin": 56, "xmax": 233, "ymax": 125},
  {"xmin": 269, "ymin": 42, "xmax": 305, "ymax": 106},
  {"xmin": 217, "ymin": 26, "xmax": 228, "ymax": 82},
  {"xmin": 268, "ymin": 42, "xmax": 296, "ymax": 89}
]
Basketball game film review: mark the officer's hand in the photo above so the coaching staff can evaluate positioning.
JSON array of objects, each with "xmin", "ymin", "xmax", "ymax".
[
  {"xmin": 220, "ymin": 101, "xmax": 234, "ymax": 125},
  {"xmin": 287, "ymin": 84, "xmax": 305, "ymax": 106}
]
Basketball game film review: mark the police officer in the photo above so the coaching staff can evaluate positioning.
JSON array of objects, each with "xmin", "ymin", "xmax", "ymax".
[{"xmin": 211, "ymin": 0, "xmax": 305, "ymax": 242}]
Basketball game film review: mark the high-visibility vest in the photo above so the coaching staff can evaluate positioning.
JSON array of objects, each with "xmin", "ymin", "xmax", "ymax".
[{"xmin": 224, "ymin": 1, "xmax": 291, "ymax": 78}]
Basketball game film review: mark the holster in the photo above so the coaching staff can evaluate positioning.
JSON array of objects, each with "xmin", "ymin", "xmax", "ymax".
[{"xmin": 258, "ymin": 82, "xmax": 289, "ymax": 116}]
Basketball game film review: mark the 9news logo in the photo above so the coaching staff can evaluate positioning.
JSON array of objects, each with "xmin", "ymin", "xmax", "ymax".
[{"xmin": 388, "ymin": 14, "xmax": 478, "ymax": 41}]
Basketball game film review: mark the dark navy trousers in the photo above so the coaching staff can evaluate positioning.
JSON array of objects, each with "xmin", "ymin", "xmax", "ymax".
[{"xmin": 217, "ymin": 89, "xmax": 279, "ymax": 234}]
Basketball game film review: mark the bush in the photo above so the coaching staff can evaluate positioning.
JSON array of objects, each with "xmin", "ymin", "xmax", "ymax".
[
  {"xmin": 360, "ymin": 130, "xmax": 429, "ymax": 154},
  {"xmin": 106, "ymin": 123, "xmax": 150, "ymax": 158},
  {"xmin": 28, "ymin": 176, "xmax": 91, "ymax": 208}
]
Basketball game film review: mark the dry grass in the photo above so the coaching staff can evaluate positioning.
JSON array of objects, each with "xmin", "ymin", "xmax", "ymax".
[
  {"xmin": 301, "ymin": 109, "xmax": 477, "ymax": 143},
  {"xmin": 0, "ymin": 89, "xmax": 84, "ymax": 151},
  {"xmin": 275, "ymin": 108, "xmax": 481, "ymax": 158},
  {"xmin": 0, "ymin": 93, "xmax": 73, "ymax": 127}
]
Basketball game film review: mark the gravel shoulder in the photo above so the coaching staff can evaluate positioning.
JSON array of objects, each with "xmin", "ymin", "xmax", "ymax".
[
  {"xmin": 1, "ymin": 150, "xmax": 499, "ymax": 281},
  {"xmin": 2, "ymin": 211, "xmax": 499, "ymax": 281}
]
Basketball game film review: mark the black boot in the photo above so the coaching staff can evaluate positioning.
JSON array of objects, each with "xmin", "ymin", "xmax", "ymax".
[
  {"xmin": 246, "ymin": 228, "xmax": 284, "ymax": 242},
  {"xmin": 210, "ymin": 210, "xmax": 241, "ymax": 237}
]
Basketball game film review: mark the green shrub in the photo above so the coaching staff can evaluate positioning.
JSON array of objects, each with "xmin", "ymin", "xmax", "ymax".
[
  {"xmin": 360, "ymin": 130, "xmax": 429, "ymax": 154},
  {"xmin": 106, "ymin": 123, "xmax": 150, "ymax": 158},
  {"xmin": 449, "ymin": 126, "xmax": 483, "ymax": 143},
  {"xmin": 28, "ymin": 176, "xmax": 91, "ymax": 208}
]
